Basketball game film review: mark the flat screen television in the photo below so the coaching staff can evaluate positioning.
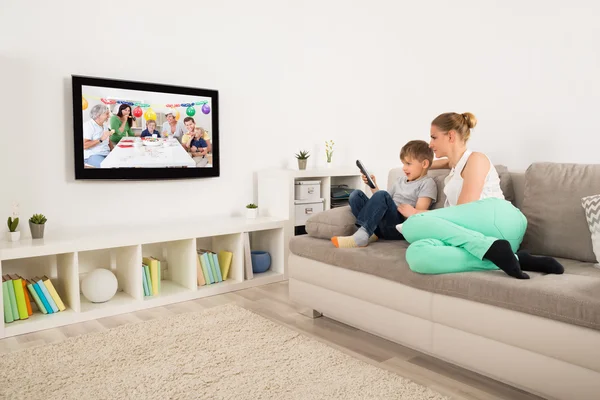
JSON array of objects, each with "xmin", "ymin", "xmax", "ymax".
[{"xmin": 72, "ymin": 75, "xmax": 219, "ymax": 180}]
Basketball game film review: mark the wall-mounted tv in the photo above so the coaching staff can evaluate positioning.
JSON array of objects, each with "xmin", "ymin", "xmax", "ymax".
[{"xmin": 72, "ymin": 75, "xmax": 219, "ymax": 180}]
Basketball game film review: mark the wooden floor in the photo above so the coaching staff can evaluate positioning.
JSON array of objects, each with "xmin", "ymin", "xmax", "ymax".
[{"xmin": 0, "ymin": 281, "xmax": 544, "ymax": 400}]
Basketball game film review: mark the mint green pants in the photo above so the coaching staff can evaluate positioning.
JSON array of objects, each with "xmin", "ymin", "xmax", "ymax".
[{"xmin": 403, "ymin": 198, "xmax": 527, "ymax": 274}]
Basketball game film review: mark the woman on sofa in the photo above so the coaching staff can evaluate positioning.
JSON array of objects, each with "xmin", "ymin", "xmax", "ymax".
[{"xmin": 401, "ymin": 112, "xmax": 564, "ymax": 279}]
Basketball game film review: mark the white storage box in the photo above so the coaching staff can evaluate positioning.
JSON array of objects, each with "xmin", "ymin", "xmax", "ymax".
[
  {"xmin": 294, "ymin": 199, "xmax": 325, "ymax": 226},
  {"xmin": 295, "ymin": 180, "xmax": 321, "ymax": 201}
]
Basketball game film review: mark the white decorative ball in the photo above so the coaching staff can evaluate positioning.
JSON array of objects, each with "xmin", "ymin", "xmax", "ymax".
[{"xmin": 81, "ymin": 268, "xmax": 118, "ymax": 303}]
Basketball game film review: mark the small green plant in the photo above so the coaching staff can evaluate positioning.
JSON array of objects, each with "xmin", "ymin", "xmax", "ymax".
[
  {"xmin": 246, "ymin": 203, "xmax": 258, "ymax": 209},
  {"xmin": 325, "ymin": 140, "xmax": 334, "ymax": 163},
  {"xmin": 295, "ymin": 150, "xmax": 310, "ymax": 160},
  {"xmin": 29, "ymin": 214, "xmax": 47, "ymax": 225},
  {"xmin": 7, "ymin": 217, "xmax": 19, "ymax": 232}
]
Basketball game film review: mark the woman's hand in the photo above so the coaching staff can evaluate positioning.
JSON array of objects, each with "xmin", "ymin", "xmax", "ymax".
[{"xmin": 398, "ymin": 204, "xmax": 417, "ymax": 218}]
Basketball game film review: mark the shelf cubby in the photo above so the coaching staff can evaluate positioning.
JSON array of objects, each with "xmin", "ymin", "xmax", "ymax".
[
  {"xmin": 78, "ymin": 246, "xmax": 141, "ymax": 313},
  {"xmin": 249, "ymin": 228, "xmax": 284, "ymax": 276},
  {"xmin": 141, "ymin": 239, "xmax": 196, "ymax": 301},
  {"xmin": 1, "ymin": 253, "xmax": 78, "ymax": 334},
  {"xmin": 196, "ymin": 233, "xmax": 244, "ymax": 285}
]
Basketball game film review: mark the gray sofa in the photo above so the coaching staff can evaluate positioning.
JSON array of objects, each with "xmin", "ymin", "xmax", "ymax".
[{"xmin": 288, "ymin": 162, "xmax": 600, "ymax": 400}]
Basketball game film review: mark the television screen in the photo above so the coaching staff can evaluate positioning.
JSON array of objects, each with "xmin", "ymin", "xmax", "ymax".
[{"xmin": 72, "ymin": 75, "xmax": 219, "ymax": 180}]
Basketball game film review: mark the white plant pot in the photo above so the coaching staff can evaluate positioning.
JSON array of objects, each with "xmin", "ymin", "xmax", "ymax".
[
  {"xmin": 246, "ymin": 208, "xmax": 258, "ymax": 219},
  {"xmin": 326, "ymin": 161, "xmax": 332, "ymax": 168},
  {"xmin": 7, "ymin": 231, "xmax": 20, "ymax": 242}
]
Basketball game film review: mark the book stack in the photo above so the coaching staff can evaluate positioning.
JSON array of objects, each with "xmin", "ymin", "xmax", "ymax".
[
  {"xmin": 196, "ymin": 250, "xmax": 232, "ymax": 286},
  {"xmin": 2, "ymin": 274, "xmax": 66, "ymax": 323},
  {"xmin": 142, "ymin": 257, "xmax": 161, "ymax": 297}
]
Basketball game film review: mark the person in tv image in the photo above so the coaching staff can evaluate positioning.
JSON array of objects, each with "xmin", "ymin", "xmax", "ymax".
[
  {"xmin": 109, "ymin": 104, "xmax": 135, "ymax": 144},
  {"xmin": 182, "ymin": 117, "xmax": 212, "ymax": 152},
  {"xmin": 140, "ymin": 119, "xmax": 160, "ymax": 138},
  {"xmin": 183, "ymin": 117, "xmax": 210, "ymax": 167},
  {"xmin": 83, "ymin": 104, "xmax": 113, "ymax": 168},
  {"xmin": 161, "ymin": 110, "xmax": 186, "ymax": 142}
]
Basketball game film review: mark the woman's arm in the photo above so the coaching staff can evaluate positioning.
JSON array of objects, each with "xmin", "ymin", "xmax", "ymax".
[
  {"xmin": 457, "ymin": 152, "xmax": 489, "ymax": 205},
  {"xmin": 109, "ymin": 116, "xmax": 123, "ymax": 143},
  {"xmin": 431, "ymin": 158, "xmax": 449, "ymax": 169}
]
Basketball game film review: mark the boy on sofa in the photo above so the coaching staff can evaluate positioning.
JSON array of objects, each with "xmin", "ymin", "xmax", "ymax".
[{"xmin": 332, "ymin": 140, "xmax": 437, "ymax": 248}]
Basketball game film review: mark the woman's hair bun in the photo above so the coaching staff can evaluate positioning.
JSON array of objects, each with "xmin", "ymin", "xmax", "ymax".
[{"xmin": 462, "ymin": 112, "xmax": 477, "ymax": 129}]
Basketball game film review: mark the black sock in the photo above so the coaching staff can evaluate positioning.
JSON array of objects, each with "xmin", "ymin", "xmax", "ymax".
[
  {"xmin": 484, "ymin": 240, "xmax": 530, "ymax": 279},
  {"xmin": 516, "ymin": 251, "xmax": 564, "ymax": 274}
]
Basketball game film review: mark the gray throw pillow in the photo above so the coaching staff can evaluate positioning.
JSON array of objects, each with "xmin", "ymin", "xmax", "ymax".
[
  {"xmin": 520, "ymin": 162, "xmax": 600, "ymax": 262},
  {"xmin": 305, "ymin": 206, "xmax": 358, "ymax": 239},
  {"xmin": 582, "ymin": 194, "xmax": 600, "ymax": 264}
]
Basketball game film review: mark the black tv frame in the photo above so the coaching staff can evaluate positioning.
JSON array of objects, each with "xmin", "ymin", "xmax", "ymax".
[{"xmin": 72, "ymin": 75, "xmax": 219, "ymax": 180}]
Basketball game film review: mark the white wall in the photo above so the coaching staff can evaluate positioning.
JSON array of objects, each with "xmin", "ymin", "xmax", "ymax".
[{"xmin": 1, "ymin": 0, "xmax": 599, "ymax": 233}]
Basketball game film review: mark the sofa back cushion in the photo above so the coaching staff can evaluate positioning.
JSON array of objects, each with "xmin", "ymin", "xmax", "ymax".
[
  {"xmin": 520, "ymin": 163, "xmax": 600, "ymax": 262},
  {"xmin": 387, "ymin": 164, "xmax": 514, "ymax": 209}
]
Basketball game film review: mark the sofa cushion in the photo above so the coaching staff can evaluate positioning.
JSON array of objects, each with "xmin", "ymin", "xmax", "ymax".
[
  {"xmin": 289, "ymin": 235, "xmax": 600, "ymax": 331},
  {"xmin": 305, "ymin": 206, "xmax": 357, "ymax": 239},
  {"xmin": 581, "ymin": 194, "xmax": 600, "ymax": 264},
  {"xmin": 520, "ymin": 163, "xmax": 600, "ymax": 263}
]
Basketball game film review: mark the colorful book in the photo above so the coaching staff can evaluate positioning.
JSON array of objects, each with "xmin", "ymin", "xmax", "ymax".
[
  {"xmin": 2, "ymin": 279, "xmax": 14, "ymax": 323},
  {"xmin": 4, "ymin": 275, "xmax": 19, "ymax": 320},
  {"xmin": 142, "ymin": 266, "xmax": 150, "ymax": 296},
  {"xmin": 25, "ymin": 279, "xmax": 47, "ymax": 314},
  {"xmin": 207, "ymin": 252, "xmax": 221, "ymax": 283},
  {"xmin": 10, "ymin": 275, "xmax": 29, "ymax": 320},
  {"xmin": 218, "ymin": 251, "xmax": 233, "ymax": 280},
  {"xmin": 34, "ymin": 277, "xmax": 59, "ymax": 313},
  {"xmin": 31, "ymin": 279, "xmax": 53, "ymax": 314},
  {"xmin": 243, "ymin": 232, "xmax": 254, "ymax": 280},
  {"xmin": 155, "ymin": 258, "xmax": 161, "ymax": 293},
  {"xmin": 42, "ymin": 276, "xmax": 66, "ymax": 311},
  {"xmin": 143, "ymin": 264, "xmax": 152, "ymax": 296},
  {"xmin": 200, "ymin": 252, "xmax": 214, "ymax": 284},
  {"xmin": 143, "ymin": 257, "xmax": 159, "ymax": 295},
  {"xmin": 196, "ymin": 254, "xmax": 206, "ymax": 286},
  {"xmin": 19, "ymin": 277, "xmax": 33, "ymax": 316},
  {"xmin": 211, "ymin": 253, "xmax": 223, "ymax": 282}
]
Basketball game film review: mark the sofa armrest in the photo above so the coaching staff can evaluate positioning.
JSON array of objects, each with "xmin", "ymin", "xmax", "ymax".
[{"xmin": 305, "ymin": 206, "xmax": 358, "ymax": 239}]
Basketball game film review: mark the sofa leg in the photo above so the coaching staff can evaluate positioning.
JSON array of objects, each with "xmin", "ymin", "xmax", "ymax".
[{"xmin": 297, "ymin": 307, "xmax": 322, "ymax": 319}]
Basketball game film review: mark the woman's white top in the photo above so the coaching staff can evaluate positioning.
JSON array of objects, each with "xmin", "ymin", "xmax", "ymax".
[{"xmin": 443, "ymin": 149, "xmax": 504, "ymax": 207}]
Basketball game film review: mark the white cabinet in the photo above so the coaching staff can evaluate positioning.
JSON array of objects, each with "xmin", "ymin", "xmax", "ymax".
[{"xmin": 294, "ymin": 200, "xmax": 325, "ymax": 226}]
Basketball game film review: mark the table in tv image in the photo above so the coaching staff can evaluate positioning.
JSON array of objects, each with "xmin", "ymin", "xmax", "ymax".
[{"xmin": 99, "ymin": 138, "xmax": 203, "ymax": 168}]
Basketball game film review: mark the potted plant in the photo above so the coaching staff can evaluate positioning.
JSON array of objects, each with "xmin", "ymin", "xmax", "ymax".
[
  {"xmin": 246, "ymin": 203, "xmax": 258, "ymax": 219},
  {"xmin": 29, "ymin": 213, "xmax": 47, "ymax": 239},
  {"xmin": 325, "ymin": 140, "xmax": 334, "ymax": 167},
  {"xmin": 295, "ymin": 150, "xmax": 310, "ymax": 170},
  {"xmin": 6, "ymin": 216, "xmax": 20, "ymax": 242}
]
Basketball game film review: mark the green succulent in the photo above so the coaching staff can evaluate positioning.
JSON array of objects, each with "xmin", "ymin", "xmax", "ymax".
[
  {"xmin": 246, "ymin": 203, "xmax": 258, "ymax": 209},
  {"xmin": 295, "ymin": 150, "xmax": 310, "ymax": 160},
  {"xmin": 7, "ymin": 217, "xmax": 19, "ymax": 232},
  {"xmin": 29, "ymin": 214, "xmax": 47, "ymax": 225}
]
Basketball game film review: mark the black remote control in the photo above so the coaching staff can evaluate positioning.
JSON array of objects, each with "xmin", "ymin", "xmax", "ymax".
[{"xmin": 356, "ymin": 160, "xmax": 376, "ymax": 189}]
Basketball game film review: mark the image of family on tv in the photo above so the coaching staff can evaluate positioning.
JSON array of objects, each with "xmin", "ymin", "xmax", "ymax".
[{"xmin": 82, "ymin": 88, "xmax": 213, "ymax": 169}]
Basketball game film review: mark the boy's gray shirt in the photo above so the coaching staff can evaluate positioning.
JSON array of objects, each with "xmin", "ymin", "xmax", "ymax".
[{"xmin": 388, "ymin": 176, "xmax": 437, "ymax": 207}]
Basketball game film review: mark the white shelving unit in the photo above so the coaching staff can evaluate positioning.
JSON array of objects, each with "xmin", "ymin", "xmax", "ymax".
[
  {"xmin": 0, "ymin": 216, "xmax": 286, "ymax": 338},
  {"xmin": 257, "ymin": 167, "xmax": 363, "ymax": 268}
]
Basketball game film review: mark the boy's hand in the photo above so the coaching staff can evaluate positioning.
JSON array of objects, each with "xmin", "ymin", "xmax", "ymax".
[
  {"xmin": 362, "ymin": 174, "xmax": 376, "ymax": 186},
  {"xmin": 398, "ymin": 204, "xmax": 416, "ymax": 218},
  {"xmin": 191, "ymin": 146, "xmax": 198, "ymax": 152}
]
